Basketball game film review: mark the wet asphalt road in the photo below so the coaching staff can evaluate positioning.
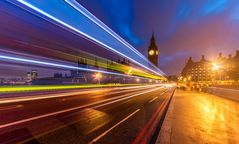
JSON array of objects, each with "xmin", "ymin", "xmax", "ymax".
[{"xmin": 0, "ymin": 84, "xmax": 175, "ymax": 144}]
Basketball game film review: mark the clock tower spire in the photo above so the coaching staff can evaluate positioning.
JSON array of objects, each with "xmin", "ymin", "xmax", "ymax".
[{"xmin": 148, "ymin": 33, "xmax": 159, "ymax": 67}]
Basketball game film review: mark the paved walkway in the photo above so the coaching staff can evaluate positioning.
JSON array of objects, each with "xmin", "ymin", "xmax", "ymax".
[{"xmin": 156, "ymin": 90, "xmax": 239, "ymax": 144}]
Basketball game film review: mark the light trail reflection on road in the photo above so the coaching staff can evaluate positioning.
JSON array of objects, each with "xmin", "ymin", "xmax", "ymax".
[{"xmin": 0, "ymin": 85, "xmax": 173, "ymax": 144}]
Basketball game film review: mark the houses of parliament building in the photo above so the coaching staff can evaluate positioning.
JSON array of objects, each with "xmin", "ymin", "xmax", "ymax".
[{"xmin": 181, "ymin": 51, "xmax": 239, "ymax": 82}]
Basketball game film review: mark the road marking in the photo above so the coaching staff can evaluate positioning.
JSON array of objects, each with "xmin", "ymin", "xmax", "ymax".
[
  {"xmin": 148, "ymin": 89, "xmax": 167, "ymax": 103},
  {"xmin": 0, "ymin": 104, "xmax": 23, "ymax": 111},
  {"xmin": 89, "ymin": 109, "xmax": 140, "ymax": 144},
  {"xmin": 160, "ymin": 90, "xmax": 167, "ymax": 95},
  {"xmin": 149, "ymin": 97, "xmax": 158, "ymax": 103},
  {"xmin": 0, "ymin": 87, "xmax": 162, "ymax": 129}
]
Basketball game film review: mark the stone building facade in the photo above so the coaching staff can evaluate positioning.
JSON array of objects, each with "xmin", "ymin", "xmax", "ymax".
[
  {"xmin": 181, "ymin": 55, "xmax": 212, "ymax": 81},
  {"xmin": 181, "ymin": 51, "xmax": 239, "ymax": 82}
]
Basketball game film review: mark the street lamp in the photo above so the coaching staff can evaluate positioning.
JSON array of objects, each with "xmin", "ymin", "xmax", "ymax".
[
  {"xmin": 94, "ymin": 72, "xmax": 102, "ymax": 84},
  {"xmin": 178, "ymin": 76, "xmax": 183, "ymax": 81},
  {"xmin": 212, "ymin": 63, "xmax": 221, "ymax": 71},
  {"xmin": 183, "ymin": 78, "xmax": 187, "ymax": 82},
  {"xmin": 127, "ymin": 67, "xmax": 132, "ymax": 75},
  {"xmin": 136, "ymin": 78, "xmax": 140, "ymax": 83},
  {"xmin": 212, "ymin": 62, "xmax": 223, "ymax": 83}
]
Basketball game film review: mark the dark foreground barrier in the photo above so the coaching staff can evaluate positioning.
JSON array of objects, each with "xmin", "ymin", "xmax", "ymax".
[{"xmin": 206, "ymin": 87, "xmax": 239, "ymax": 102}]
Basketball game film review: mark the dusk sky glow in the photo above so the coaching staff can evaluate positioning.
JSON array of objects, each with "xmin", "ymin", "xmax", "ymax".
[{"xmin": 78, "ymin": 0, "xmax": 239, "ymax": 74}]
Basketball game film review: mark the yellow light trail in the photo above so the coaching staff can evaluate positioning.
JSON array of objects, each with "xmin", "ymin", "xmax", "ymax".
[{"xmin": 0, "ymin": 84, "xmax": 142, "ymax": 93}]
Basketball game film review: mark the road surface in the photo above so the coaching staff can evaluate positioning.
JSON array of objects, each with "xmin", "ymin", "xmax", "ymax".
[{"xmin": 0, "ymin": 84, "xmax": 175, "ymax": 144}]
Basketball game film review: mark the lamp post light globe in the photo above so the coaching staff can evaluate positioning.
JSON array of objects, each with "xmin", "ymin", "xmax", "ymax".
[
  {"xmin": 212, "ymin": 63, "xmax": 220, "ymax": 71},
  {"xmin": 94, "ymin": 72, "xmax": 102, "ymax": 84},
  {"xmin": 136, "ymin": 78, "xmax": 140, "ymax": 82}
]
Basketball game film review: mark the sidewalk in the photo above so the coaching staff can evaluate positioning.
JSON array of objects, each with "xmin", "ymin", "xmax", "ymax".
[{"xmin": 156, "ymin": 90, "xmax": 239, "ymax": 144}]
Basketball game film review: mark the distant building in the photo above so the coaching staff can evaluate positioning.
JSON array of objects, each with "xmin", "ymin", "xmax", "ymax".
[
  {"xmin": 117, "ymin": 58, "xmax": 130, "ymax": 66},
  {"xmin": 148, "ymin": 34, "xmax": 159, "ymax": 67},
  {"xmin": 54, "ymin": 73, "xmax": 63, "ymax": 78},
  {"xmin": 70, "ymin": 59, "xmax": 88, "ymax": 77},
  {"xmin": 31, "ymin": 70, "xmax": 38, "ymax": 79},
  {"xmin": 167, "ymin": 75, "xmax": 178, "ymax": 82},
  {"xmin": 181, "ymin": 55, "xmax": 212, "ymax": 81},
  {"xmin": 181, "ymin": 51, "xmax": 239, "ymax": 82},
  {"xmin": 27, "ymin": 70, "xmax": 38, "ymax": 82},
  {"xmin": 27, "ymin": 72, "xmax": 31, "ymax": 82},
  {"xmin": 214, "ymin": 51, "xmax": 239, "ymax": 81},
  {"xmin": 70, "ymin": 58, "xmax": 91, "ymax": 83}
]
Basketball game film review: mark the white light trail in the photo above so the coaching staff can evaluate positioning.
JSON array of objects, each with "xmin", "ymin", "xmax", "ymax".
[
  {"xmin": 65, "ymin": 0, "xmax": 166, "ymax": 75},
  {"xmin": 0, "ymin": 86, "xmax": 163, "ymax": 129},
  {"xmin": 11, "ymin": 0, "xmax": 166, "ymax": 77},
  {"xmin": 0, "ymin": 55, "xmax": 150, "ymax": 80},
  {"xmin": 65, "ymin": 0, "xmax": 145, "ymax": 60}
]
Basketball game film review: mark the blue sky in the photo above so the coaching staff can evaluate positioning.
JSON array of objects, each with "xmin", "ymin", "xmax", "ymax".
[{"xmin": 78, "ymin": 0, "xmax": 239, "ymax": 74}]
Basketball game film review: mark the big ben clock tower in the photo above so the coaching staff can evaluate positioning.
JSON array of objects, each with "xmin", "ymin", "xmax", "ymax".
[{"xmin": 148, "ymin": 34, "xmax": 159, "ymax": 67}]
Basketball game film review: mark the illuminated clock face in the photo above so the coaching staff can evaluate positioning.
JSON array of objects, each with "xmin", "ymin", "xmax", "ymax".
[{"xmin": 149, "ymin": 50, "xmax": 154, "ymax": 55}]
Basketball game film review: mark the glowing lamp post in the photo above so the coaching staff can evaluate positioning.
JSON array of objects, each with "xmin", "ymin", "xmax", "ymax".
[
  {"xmin": 136, "ymin": 78, "xmax": 140, "ymax": 83},
  {"xmin": 212, "ymin": 63, "xmax": 221, "ymax": 71},
  {"xmin": 127, "ymin": 67, "xmax": 132, "ymax": 75},
  {"xmin": 94, "ymin": 72, "xmax": 102, "ymax": 84},
  {"xmin": 212, "ymin": 63, "xmax": 223, "ymax": 82}
]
